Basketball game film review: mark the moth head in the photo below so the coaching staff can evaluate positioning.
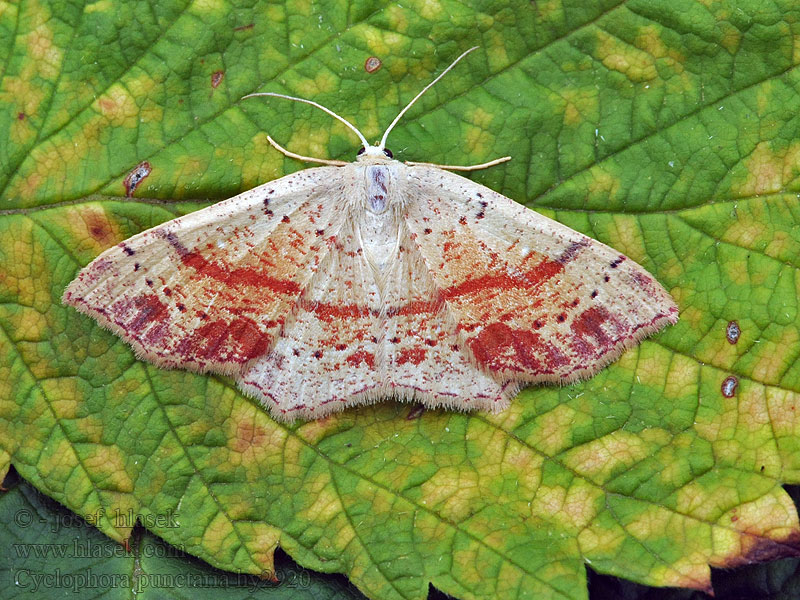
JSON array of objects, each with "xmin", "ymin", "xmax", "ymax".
[{"xmin": 357, "ymin": 146, "xmax": 394, "ymax": 161}]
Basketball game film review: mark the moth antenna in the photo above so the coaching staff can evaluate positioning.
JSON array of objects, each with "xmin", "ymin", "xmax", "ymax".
[
  {"xmin": 242, "ymin": 91, "xmax": 370, "ymax": 148},
  {"xmin": 404, "ymin": 155, "xmax": 511, "ymax": 171},
  {"xmin": 378, "ymin": 46, "xmax": 479, "ymax": 150}
]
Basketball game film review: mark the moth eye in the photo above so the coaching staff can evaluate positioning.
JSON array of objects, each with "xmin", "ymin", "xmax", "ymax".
[
  {"xmin": 382, "ymin": 148, "xmax": 393, "ymax": 158},
  {"xmin": 357, "ymin": 147, "xmax": 366, "ymax": 156}
]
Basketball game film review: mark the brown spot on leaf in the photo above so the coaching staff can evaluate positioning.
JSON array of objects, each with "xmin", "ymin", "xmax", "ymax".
[
  {"xmin": 211, "ymin": 70, "xmax": 224, "ymax": 89},
  {"xmin": 721, "ymin": 375, "xmax": 738, "ymax": 398},
  {"xmin": 726, "ymin": 320, "xmax": 741, "ymax": 344},
  {"xmin": 83, "ymin": 211, "xmax": 116, "ymax": 247},
  {"xmin": 406, "ymin": 404, "xmax": 425, "ymax": 420},
  {"xmin": 17, "ymin": 112, "xmax": 25, "ymax": 120},
  {"xmin": 718, "ymin": 530, "xmax": 800, "ymax": 569},
  {"xmin": 123, "ymin": 161, "xmax": 152, "ymax": 197},
  {"xmin": 364, "ymin": 56, "xmax": 382, "ymax": 73},
  {"xmin": 233, "ymin": 23, "xmax": 254, "ymax": 31},
  {"xmin": 234, "ymin": 421, "xmax": 267, "ymax": 453}
]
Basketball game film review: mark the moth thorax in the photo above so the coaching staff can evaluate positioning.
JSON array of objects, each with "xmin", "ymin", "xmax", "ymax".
[{"xmin": 365, "ymin": 165, "xmax": 391, "ymax": 214}]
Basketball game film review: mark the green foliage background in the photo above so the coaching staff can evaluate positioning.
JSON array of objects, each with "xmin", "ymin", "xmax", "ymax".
[{"xmin": 2, "ymin": 1, "xmax": 800, "ymax": 599}]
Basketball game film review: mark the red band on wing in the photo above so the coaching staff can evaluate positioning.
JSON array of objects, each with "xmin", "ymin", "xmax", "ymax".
[
  {"xmin": 442, "ymin": 258, "xmax": 563, "ymax": 300},
  {"xmin": 165, "ymin": 231, "xmax": 301, "ymax": 296}
]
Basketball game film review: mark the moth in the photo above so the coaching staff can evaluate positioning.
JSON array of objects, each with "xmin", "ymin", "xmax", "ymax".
[{"xmin": 63, "ymin": 48, "xmax": 678, "ymax": 422}]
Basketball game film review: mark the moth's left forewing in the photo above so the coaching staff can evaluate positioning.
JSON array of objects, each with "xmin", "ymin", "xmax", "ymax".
[{"xmin": 403, "ymin": 166, "xmax": 678, "ymax": 383}]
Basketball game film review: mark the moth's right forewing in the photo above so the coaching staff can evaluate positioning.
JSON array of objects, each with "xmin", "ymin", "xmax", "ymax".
[{"xmin": 63, "ymin": 166, "xmax": 344, "ymax": 374}]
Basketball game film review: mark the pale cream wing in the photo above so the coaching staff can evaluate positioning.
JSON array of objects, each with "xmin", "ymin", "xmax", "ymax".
[
  {"xmin": 381, "ymin": 226, "xmax": 514, "ymax": 413},
  {"xmin": 239, "ymin": 202, "xmax": 510, "ymax": 422},
  {"xmin": 63, "ymin": 167, "xmax": 346, "ymax": 374},
  {"xmin": 403, "ymin": 166, "xmax": 678, "ymax": 383},
  {"xmin": 238, "ymin": 216, "xmax": 386, "ymax": 420}
]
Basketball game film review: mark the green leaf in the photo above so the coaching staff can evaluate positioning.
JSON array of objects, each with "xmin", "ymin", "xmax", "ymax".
[
  {"xmin": 2, "ymin": 1, "xmax": 800, "ymax": 599},
  {"xmin": 0, "ymin": 470, "xmax": 366, "ymax": 598}
]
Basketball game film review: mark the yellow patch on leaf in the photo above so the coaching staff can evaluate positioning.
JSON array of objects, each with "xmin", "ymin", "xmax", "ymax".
[
  {"xmin": 649, "ymin": 558, "xmax": 710, "ymax": 592},
  {"xmin": 535, "ymin": 0, "xmax": 565, "ymax": 20},
  {"xmin": 95, "ymin": 83, "xmax": 138, "ymax": 127},
  {"xmin": 0, "ymin": 219, "xmax": 48, "ymax": 307},
  {"xmin": 415, "ymin": 0, "xmax": 443, "ymax": 19},
  {"xmin": 0, "ymin": 448, "xmax": 10, "ymax": 481},
  {"xmin": 233, "ymin": 522, "xmax": 280, "ymax": 572},
  {"xmin": 58, "ymin": 204, "xmax": 124, "ymax": 256},
  {"xmin": 718, "ymin": 21, "xmax": 742, "ymax": 54},
  {"xmin": 464, "ymin": 122, "xmax": 496, "ymax": 157},
  {"xmin": 38, "ymin": 438, "xmax": 78, "ymax": 480},
  {"xmin": 595, "ymin": 30, "xmax": 657, "ymax": 82},
  {"xmin": 287, "ymin": 122, "xmax": 331, "ymax": 162},
  {"xmin": 191, "ymin": 0, "xmax": 226, "ymax": 15},
  {"xmin": 634, "ymin": 25, "xmax": 690, "ymax": 92},
  {"xmin": 27, "ymin": 23, "xmax": 63, "ymax": 79},
  {"xmin": 202, "ymin": 512, "xmax": 237, "ymax": 554},
  {"xmin": 561, "ymin": 88, "xmax": 598, "ymax": 126},
  {"xmin": 296, "ymin": 485, "xmax": 343, "ymax": 524},
  {"xmin": 566, "ymin": 430, "xmax": 653, "ymax": 481},
  {"xmin": 561, "ymin": 482, "xmax": 602, "ymax": 529},
  {"xmin": 84, "ymin": 446, "xmax": 135, "ymax": 492},
  {"xmin": 587, "ymin": 167, "xmax": 621, "ymax": 202},
  {"xmin": 384, "ymin": 5, "xmax": 409, "ymax": 33},
  {"xmin": 605, "ymin": 214, "xmax": 648, "ymax": 264},
  {"xmin": 361, "ymin": 27, "xmax": 405, "ymax": 58},
  {"xmin": 577, "ymin": 520, "xmax": 626, "ymax": 555},
  {"xmin": 766, "ymin": 387, "xmax": 800, "ymax": 441},
  {"xmin": 485, "ymin": 394, "xmax": 525, "ymax": 430},
  {"xmin": 663, "ymin": 354, "xmax": 699, "ymax": 401},
  {"xmin": 624, "ymin": 505, "xmax": 674, "ymax": 540},
  {"xmin": 499, "ymin": 442, "xmax": 544, "ymax": 498},
  {"xmin": 41, "ymin": 380, "xmax": 82, "ymax": 420},
  {"xmin": 294, "ymin": 70, "xmax": 339, "ymax": 98},
  {"xmin": 420, "ymin": 466, "xmax": 479, "ymax": 522},
  {"xmin": 84, "ymin": 0, "xmax": 113, "ymax": 12},
  {"xmin": 529, "ymin": 403, "xmax": 579, "ymax": 456},
  {"xmin": 484, "ymin": 33, "xmax": 510, "ymax": 72},
  {"xmin": 733, "ymin": 142, "xmax": 800, "ymax": 196},
  {"xmin": 751, "ymin": 327, "xmax": 799, "ymax": 384}
]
